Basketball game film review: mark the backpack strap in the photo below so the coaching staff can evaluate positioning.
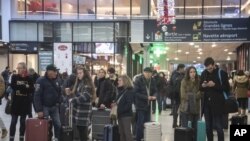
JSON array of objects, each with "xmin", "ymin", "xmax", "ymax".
[{"xmin": 217, "ymin": 69, "xmax": 228, "ymax": 99}]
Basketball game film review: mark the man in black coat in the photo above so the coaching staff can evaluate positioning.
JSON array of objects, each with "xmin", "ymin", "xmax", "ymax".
[
  {"xmin": 199, "ymin": 57, "xmax": 230, "ymax": 141},
  {"xmin": 134, "ymin": 67, "xmax": 157, "ymax": 141}
]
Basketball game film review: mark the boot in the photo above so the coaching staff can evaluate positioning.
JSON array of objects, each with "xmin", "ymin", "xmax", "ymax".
[{"xmin": 1, "ymin": 129, "xmax": 7, "ymax": 138}]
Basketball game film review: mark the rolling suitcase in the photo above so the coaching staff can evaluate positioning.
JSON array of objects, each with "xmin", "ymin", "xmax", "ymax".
[
  {"xmin": 61, "ymin": 100, "xmax": 73, "ymax": 141},
  {"xmin": 231, "ymin": 114, "xmax": 248, "ymax": 125},
  {"xmin": 25, "ymin": 118, "xmax": 52, "ymax": 141},
  {"xmin": 174, "ymin": 127, "xmax": 194, "ymax": 141},
  {"xmin": 144, "ymin": 100, "xmax": 162, "ymax": 141},
  {"xmin": 92, "ymin": 107, "xmax": 111, "ymax": 140},
  {"xmin": 104, "ymin": 124, "xmax": 120, "ymax": 141},
  {"xmin": 197, "ymin": 120, "xmax": 206, "ymax": 141}
]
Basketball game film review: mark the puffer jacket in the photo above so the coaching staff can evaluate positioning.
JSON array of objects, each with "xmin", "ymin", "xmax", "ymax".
[{"xmin": 233, "ymin": 75, "xmax": 249, "ymax": 98}]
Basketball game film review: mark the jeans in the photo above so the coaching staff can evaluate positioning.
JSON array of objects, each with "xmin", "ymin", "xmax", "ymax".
[
  {"xmin": 9, "ymin": 115, "xmax": 26, "ymax": 141},
  {"xmin": 77, "ymin": 126, "xmax": 88, "ymax": 141},
  {"xmin": 136, "ymin": 110, "xmax": 150, "ymax": 141},
  {"xmin": 204, "ymin": 106, "xmax": 224, "ymax": 141},
  {"xmin": 173, "ymin": 99, "xmax": 180, "ymax": 127},
  {"xmin": 118, "ymin": 117, "xmax": 133, "ymax": 141},
  {"xmin": 43, "ymin": 106, "xmax": 61, "ymax": 140}
]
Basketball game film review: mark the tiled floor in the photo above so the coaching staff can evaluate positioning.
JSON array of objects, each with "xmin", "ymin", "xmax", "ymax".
[{"xmin": 0, "ymin": 99, "xmax": 249, "ymax": 141}]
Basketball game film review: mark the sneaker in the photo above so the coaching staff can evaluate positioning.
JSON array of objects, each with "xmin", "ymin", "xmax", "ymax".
[{"xmin": 1, "ymin": 129, "xmax": 8, "ymax": 139}]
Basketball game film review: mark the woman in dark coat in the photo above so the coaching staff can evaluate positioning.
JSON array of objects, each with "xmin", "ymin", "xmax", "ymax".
[
  {"xmin": 9, "ymin": 62, "xmax": 33, "ymax": 141},
  {"xmin": 113, "ymin": 74, "xmax": 134, "ymax": 141}
]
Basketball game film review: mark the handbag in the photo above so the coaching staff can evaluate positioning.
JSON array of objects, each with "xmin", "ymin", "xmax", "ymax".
[
  {"xmin": 218, "ymin": 69, "xmax": 238, "ymax": 114},
  {"xmin": 110, "ymin": 90, "xmax": 127, "ymax": 119},
  {"xmin": 5, "ymin": 99, "xmax": 12, "ymax": 115}
]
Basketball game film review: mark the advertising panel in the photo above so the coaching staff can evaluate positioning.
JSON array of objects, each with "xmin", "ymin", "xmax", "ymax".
[{"xmin": 54, "ymin": 43, "xmax": 72, "ymax": 74}]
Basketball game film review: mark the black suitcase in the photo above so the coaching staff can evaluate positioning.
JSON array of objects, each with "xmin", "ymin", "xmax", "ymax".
[
  {"xmin": 231, "ymin": 114, "xmax": 248, "ymax": 125},
  {"xmin": 174, "ymin": 127, "xmax": 194, "ymax": 141}
]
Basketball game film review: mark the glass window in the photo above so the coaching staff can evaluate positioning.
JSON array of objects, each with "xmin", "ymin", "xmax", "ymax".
[
  {"xmin": 44, "ymin": 0, "xmax": 60, "ymax": 19},
  {"xmin": 185, "ymin": 0, "xmax": 202, "ymax": 18},
  {"xmin": 96, "ymin": 0, "xmax": 113, "ymax": 19},
  {"xmin": 26, "ymin": 0, "xmax": 43, "ymax": 19},
  {"xmin": 114, "ymin": 0, "xmax": 130, "ymax": 19},
  {"xmin": 10, "ymin": 22, "xmax": 37, "ymax": 41},
  {"xmin": 73, "ymin": 23, "xmax": 91, "ymax": 42},
  {"xmin": 132, "ymin": 0, "xmax": 149, "ymax": 19},
  {"xmin": 12, "ymin": 0, "xmax": 25, "ymax": 18},
  {"xmin": 204, "ymin": 0, "xmax": 221, "ymax": 18},
  {"xmin": 93, "ymin": 23, "xmax": 114, "ymax": 42},
  {"xmin": 241, "ymin": 0, "xmax": 250, "ymax": 17},
  {"xmin": 61, "ymin": 0, "xmax": 78, "ymax": 19},
  {"xmin": 115, "ymin": 22, "xmax": 128, "ymax": 42},
  {"xmin": 38, "ymin": 22, "xmax": 53, "ymax": 42},
  {"xmin": 54, "ymin": 23, "xmax": 72, "ymax": 42},
  {"xmin": 79, "ymin": 0, "xmax": 95, "ymax": 19},
  {"xmin": 175, "ymin": 0, "xmax": 184, "ymax": 18},
  {"xmin": 222, "ymin": 0, "xmax": 240, "ymax": 18}
]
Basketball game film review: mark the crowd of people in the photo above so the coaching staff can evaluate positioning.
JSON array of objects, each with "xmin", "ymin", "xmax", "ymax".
[{"xmin": 0, "ymin": 56, "xmax": 249, "ymax": 141}]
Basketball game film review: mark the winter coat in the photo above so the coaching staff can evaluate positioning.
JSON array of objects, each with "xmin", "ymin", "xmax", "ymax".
[
  {"xmin": 134, "ymin": 74, "xmax": 157, "ymax": 111},
  {"xmin": 0, "ymin": 75, "xmax": 5, "ymax": 98},
  {"xmin": 71, "ymin": 79, "xmax": 92, "ymax": 126},
  {"xmin": 97, "ymin": 78, "xmax": 115, "ymax": 108},
  {"xmin": 11, "ymin": 74, "xmax": 33, "ymax": 116},
  {"xmin": 179, "ymin": 79, "xmax": 201, "ymax": 115},
  {"xmin": 199, "ymin": 68, "xmax": 230, "ymax": 115},
  {"xmin": 233, "ymin": 75, "xmax": 249, "ymax": 98},
  {"xmin": 34, "ymin": 75, "xmax": 62, "ymax": 112},
  {"xmin": 116, "ymin": 87, "xmax": 134, "ymax": 119}
]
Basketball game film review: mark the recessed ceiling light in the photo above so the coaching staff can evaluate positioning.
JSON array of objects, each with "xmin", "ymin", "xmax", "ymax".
[
  {"xmin": 199, "ymin": 52, "xmax": 203, "ymax": 55},
  {"xmin": 185, "ymin": 52, "xmax": 189, "ymax": 54},
  {"xmin": 193, "ymin": 61, "xmax": 196, "ymax": 63},
  {"xmin": 228, "ymin": 52, "xmax": 233, "ymax": 55},
  {"xmin": 189, "ymin": 42, "xmax": 194, "ymax": 46},
  {"xmin": 166, "ymin": 58, "xmax": 169, "ymax": 61},
  {"xmin": 177, "ymin": 50, "xmax": 182, "ymax": 53},
  {"xmin": 194, "ymin": 45, "xmax": 199, "ymax": 48},
  {"xmin": 212, "ymin": 44, "xmax": 217, "ymax": 48},
  {"xmin": 174, "ymin": 57, "xmax": 179, "ymax": 60},
  {"xmin": 197, "ymin": 56, "xmax": 201, "ymax": 59},
  {"xmin": 197, "ymin": 48, "xmax": 202, "ymax": 52},
  {"xmin": 226, "ymin": 56, "xmax": 231, "ymax": 60},
  {"xmin": 224, "ymin": 49, "xmax": 228, "ymax": 52}
]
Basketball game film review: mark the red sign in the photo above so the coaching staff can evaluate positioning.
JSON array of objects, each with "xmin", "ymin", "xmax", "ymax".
[{"xmin": 58, "ymin": 45, "xmax": 68, "ymax": 51}]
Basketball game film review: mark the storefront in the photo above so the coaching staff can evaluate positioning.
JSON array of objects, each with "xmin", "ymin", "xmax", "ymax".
[{"xmin": 9, "ymin": 21, "xmax": 130, "ymax": 75}]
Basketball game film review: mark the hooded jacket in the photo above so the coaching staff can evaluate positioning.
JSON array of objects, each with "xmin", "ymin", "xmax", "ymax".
[{"xmin": 233, "ymin": 75, "xmax": 249, "ymax": 98}]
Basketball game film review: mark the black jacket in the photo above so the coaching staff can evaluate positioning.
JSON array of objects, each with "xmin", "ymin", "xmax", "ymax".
[
  {"xmin": 34, "ymin": 75, "xmax": 62, "ymax": 112},
  {"xmin": 134, "ymin": 74, "xmax": 157, "ymax": 111},
  {"xmin": 116, "ymin": 87, "xmax": 134, "ymax": 119},
  {"xmin": 199, "ymin": 68, "xmax": 230, "ymax": 115},
  {"xmin": 11, "ymin": 74, "xmax": 33, "ymax": 116},
  {"xmin": 97, "ymin": 78, "xmax": 115, "ymax": 108}
]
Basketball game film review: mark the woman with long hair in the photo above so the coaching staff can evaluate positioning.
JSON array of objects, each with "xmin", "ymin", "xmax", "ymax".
[
  {"xmin": 114, "ymin": 74, "xmax": 134, "ymax": 141},
  {"xmin": 69, "ymin": 66, "xmax": 96, "ymax": 141},
  {"xmin": 9, "ymin": 62, "xmax": 33, "ymax": 141},
  {"xmin": 179, "ymin": 66, "xmax": 201, "ymax": 140}
]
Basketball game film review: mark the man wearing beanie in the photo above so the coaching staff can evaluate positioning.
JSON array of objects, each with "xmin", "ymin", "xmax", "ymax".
[{"xmin": 134, "ymin": 67, "xmax": 157, "ymax": 141}]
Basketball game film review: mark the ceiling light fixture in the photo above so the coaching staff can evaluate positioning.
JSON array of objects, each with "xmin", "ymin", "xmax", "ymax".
[
  {"xmin": 194, "ymin": 45, "xmax": 199, "ymax": 48},
  {"xmin": 185, "ymin": 52, "xmax": 189, "ymax": 54},
  {"xmin": 177, "ymin": 50, "xmax": 182, "ymax": 53},
  {"xmin": 197, "ymin": 56, "xmax": 201, "ymax": 59},
  {"xmin": 224, "ymin": 49, "xmax": 228, "ymax": 52},
  {"xmin": 199, "ymin": 52, "xmax": 203, "ymax": 55},
  {"xmin": 212, "ymin": 44, "xmax": 217, "ymax": 47},
  {"xmin": 226, "ymin": 56, "xmax": 231, "ymax": 60},
  {"xmin": 174, "ymin": 57, "xmax": 179, "ymax": 60},
  {"xmin": 189, "ymin": 42, "xmax": 194, "ymax": 46},
  {"xmin": 228, "ymin": 52, "xmax": 233, "ymax": 55}
]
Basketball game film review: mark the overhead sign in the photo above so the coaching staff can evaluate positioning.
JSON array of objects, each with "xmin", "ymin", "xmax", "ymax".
[
  {"xmin": 39, "ymin": 51, "xmax": 53, "ymax": 72},
  {"xmin": 54, "ymin": 43, "xmax": 72, "ymax": 74},
  {"xmin": 144, "ymin": 18, "xmax": 250, "ymax": 42}
]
